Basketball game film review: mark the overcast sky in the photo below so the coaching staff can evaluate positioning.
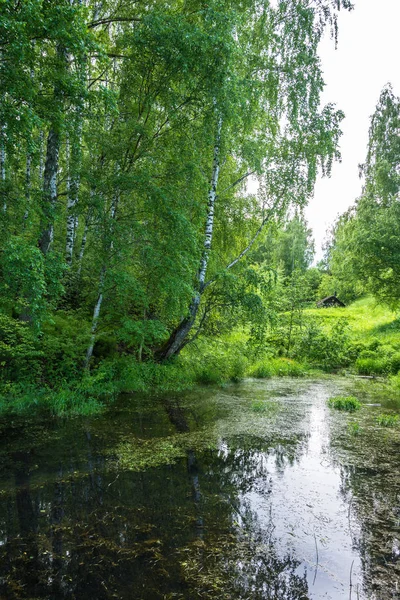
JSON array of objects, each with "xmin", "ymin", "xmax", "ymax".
[{"xmin": 305, "ymin": 0, "xmax": 400, "ymax": 260}]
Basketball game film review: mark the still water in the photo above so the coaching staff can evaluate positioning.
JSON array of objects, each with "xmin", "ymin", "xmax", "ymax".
[{"xmin": 0, "ymin": 377, "xmax": 399, "ymax": 599}]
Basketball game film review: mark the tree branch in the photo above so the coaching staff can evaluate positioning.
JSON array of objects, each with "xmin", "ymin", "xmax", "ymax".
[
  {"xmin": 203, "ymin": 193, "xmax": 287, "ymax": 290},
  {"xmin": 88, "ymin": 17, "xmax": 141, "ymax": 29},
  {"xmin": 217, "ymin": 170, "xmax": 257, "ymax": 197}
]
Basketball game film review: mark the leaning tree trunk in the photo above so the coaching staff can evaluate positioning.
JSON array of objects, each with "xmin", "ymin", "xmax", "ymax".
[
  {"xmin": 84, "ymin": 193, "xmax": 118, "ymax": 368},
  {"xmin": 156, "ymin": 115, "xmax": 222, "ymax": 361}
]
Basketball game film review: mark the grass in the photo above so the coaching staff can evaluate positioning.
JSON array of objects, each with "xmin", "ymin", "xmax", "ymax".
[
  {"xmin": 2, "ymin": 296, "xmax": 399, "ymax": 418},
  {"xmin": 249, "ymin": 358, "xmax": 307, "ymax": 379},
  {"xmin": 305, "ymin": 296, "xmax": 400, "ymax": 347},
  {"xmin": 328, "ymin": 396, "xmax": 362, "ymax": 412}
]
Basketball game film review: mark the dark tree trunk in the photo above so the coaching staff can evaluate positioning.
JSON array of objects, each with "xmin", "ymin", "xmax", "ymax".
[{"xmin": 38, "ymin": 127, "xmax": 60, "ymax": 255}]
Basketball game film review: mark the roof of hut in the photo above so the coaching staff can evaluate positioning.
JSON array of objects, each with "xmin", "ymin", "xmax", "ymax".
[{"xmin": 316, "ymin": 295, "xmax": 346, "ymax": 308}]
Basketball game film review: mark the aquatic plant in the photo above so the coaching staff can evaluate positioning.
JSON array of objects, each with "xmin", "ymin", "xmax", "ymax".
[
  {"xmin": 347, "ymin": 421, "xmax": 361, "ymax": 436},
  {"xmin": 376, "ymin": 413, "xmax": 399, "ymax": 427},
  {"xmin": 328, "ymin": 396, "xmax": 361, "ymax": 412},
  {"xmin": 250, "ymin": 400, "xmax": 278, "ymax": 414}
]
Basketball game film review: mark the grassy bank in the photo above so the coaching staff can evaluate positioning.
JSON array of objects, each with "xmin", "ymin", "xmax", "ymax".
[
  {"xmin": 1, "ymin": 296, "xmax": 399, "ymax": 418},
  {"xmin": 303, "ymin": 296, "xmax": 400, "ymax": 375}
]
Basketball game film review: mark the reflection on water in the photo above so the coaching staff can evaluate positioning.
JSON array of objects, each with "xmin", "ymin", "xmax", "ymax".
[{"xmin": 0, "ymin": 378, "xmax": 399, "ymax": 598}]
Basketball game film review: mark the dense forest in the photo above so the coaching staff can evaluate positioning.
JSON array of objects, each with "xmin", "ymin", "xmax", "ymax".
[{"xmin": 1, "ymin": 0, "xmax": 400, "ymax": 415}]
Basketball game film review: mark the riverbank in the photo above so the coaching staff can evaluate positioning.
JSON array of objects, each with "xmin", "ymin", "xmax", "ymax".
[{"xmin": 1, "ymin": 296, "xmax": 399, "ymax": 417}]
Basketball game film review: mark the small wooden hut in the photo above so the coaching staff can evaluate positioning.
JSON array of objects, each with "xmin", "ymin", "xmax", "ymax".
[{"xmin": 316, "ymin": 293, "xmax": 345, "ymax": 308}]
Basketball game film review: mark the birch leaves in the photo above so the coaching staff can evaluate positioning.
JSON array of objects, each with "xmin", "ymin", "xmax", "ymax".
[{"xmin": 0, "ymin": 0, "xmax": 352, "ymax": 365}]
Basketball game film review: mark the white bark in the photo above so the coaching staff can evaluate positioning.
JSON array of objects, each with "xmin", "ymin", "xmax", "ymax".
[
  {"xmin": 1, "ymin": 126, "xmax": 6, "ymax": 213},
  {"xmin": 198, "ymin": 115, "xmax": 222, "ymax": 292},
  {"xmin": 84, "ymin": 187, "xmax": 119, "ymax": 368},
  {"xmin": 157, "ymin": 115, "xmax": 222, "ymax": 361},
  {"xmin": 39, "ymin": 131, "xmax": 45, "ymax": 183},
  {"xmin": 77, "ymin": 206, "xmax": 92, "ymax": 276},
  {"xmin": 65, "ymin": 107, "xmax": 84, "ymax": 264},
  {"xmin": 85, "ymin": 267, "xmax": 106, "ymax": 368}
]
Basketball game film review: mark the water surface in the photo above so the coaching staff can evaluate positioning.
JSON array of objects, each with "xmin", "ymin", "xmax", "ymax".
[{"xmin": 0, "ymin": 377, "xmax": 399, "ymax": 599}]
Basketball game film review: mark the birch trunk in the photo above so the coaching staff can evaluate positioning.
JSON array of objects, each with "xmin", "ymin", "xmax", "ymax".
[
  {"xmin": 38, "ymin": 128, "xmax": 60, "ymax": 255},
  {"xmin": 84, "ymin": 266, "xmax": 106, "ymax": 368},
  {"xmin": 1, "ymin": 126, "xmax": 6, "ymax": 213},
  {"xmin": 84, "ymin": 192, "xmax": 118, "ymax": 368},
  {"xmin": 38, "ymin": 44, "xmax": 67, "ymax": 255},
  {"xmin": 39, "ymin": 131, "xmax": 45, "ymax": 183},
  {"xmin": 65, "ymin": 105, "xmax": 84, "ymax": 263},
  {"xmin": 156, "ymin": 116, "xmax": 222, "ymax": 361}
]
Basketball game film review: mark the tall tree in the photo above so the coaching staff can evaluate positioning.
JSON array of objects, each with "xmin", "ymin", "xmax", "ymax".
[
  {"xmin": 156, "ymin": 0, "xmax": 350, "ymax": 360},
  {"xmin": 326, "ymin": 86, "xmax": 400, "ymax": 307}
]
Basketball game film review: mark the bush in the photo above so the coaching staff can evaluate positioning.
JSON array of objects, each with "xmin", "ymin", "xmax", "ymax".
[
  {"xmin": 184, "ymin": 341, "xmax": 249, "ymax": 385},
  {"xmin": 389, "ymin": 352, "xmax": 400, "ymax": 374},
  {"xmin": 270, "ymin": 358, "xmax": 306, "ymax": 377},
  {"xmin": 248, "ymin": 358, "xmax": 305, "ymax": 378},
  {"xmin": 249, "ymin": 361, "xmax": 273, "ymax": 378},
  {"xmin": 295, "ymin": 319, "xmax": 351, "ymax": 371},
  {"xmin": 41, "ymin": 312, "xmax": 90, "ymax": 381},
  {"xmin": 355, "ymin": 357, "xmax": 387, "ymax": 375},
  {"xmin": 328, "ymin": 396, "xmax": 361, "ymax": 412},
  {"xmin": 0, "ymin": 314, "xmax": 42, "ymax": 381}
]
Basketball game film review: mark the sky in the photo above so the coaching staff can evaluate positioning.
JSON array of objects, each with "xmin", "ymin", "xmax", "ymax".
[{"xmin": 305, "ymin": 0, "xmax": 400, "ymax": 261}]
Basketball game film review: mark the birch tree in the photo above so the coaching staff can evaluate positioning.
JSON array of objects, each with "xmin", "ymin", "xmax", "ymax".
[{"xmin": 156, "ymin": 0, "xmax": 351, "ymax": 360}]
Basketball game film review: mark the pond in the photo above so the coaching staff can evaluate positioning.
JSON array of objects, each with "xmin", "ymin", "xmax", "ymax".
[{"xmin": 0, "ymin": 377, "xmax": 399, "ymax": 599}]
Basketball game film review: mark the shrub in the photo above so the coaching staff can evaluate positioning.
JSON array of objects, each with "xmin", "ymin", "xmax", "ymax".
[
  {"xmin": 295, "ymin": 319, "xmax": 351, "ymax": 371},
  {"xmin": 41, "ymin": 312, "xmax": 90, "ymax": 381},
  {"xmin": 248, "ymin": 358, "xmax": 305, "ymax": 378},
  {"xmin": 355, "ymin": 357, "xmax": 387, "ymax": 375},
  {"xmin": 328, "ymin": 396, "xmax": 361, "ymax": 412},
  {"xmin": 389, "ymin": 352, "xmax": 400, "ymax": 374},
  {"xmin": 185, "ymin": 341, "xmax": 249, "ymax": 386},
  {"xmin": 270, "ymin": 358, "xmax": 306, "ymax": 377},
  {"xmin": 0, "ymin": 314, "xmax": 42, "ymax": 381},
  {"xmin": 249, "ymin": 361, "xmax": 273, "ymax": 379}
]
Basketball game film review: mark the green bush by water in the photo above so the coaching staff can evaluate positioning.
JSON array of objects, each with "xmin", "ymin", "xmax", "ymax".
[
  {"xmin": 249, "ymin": 358, "xmax": 306, "ymax": 379},
  {"xmin": 328, "ymin": 396, "xmax": 361, "ymax": 412}
]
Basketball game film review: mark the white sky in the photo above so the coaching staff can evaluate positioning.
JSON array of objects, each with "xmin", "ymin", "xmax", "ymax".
[{"xmin": 305, "ymin": 0, "xmax": 400, "ymax": 260}]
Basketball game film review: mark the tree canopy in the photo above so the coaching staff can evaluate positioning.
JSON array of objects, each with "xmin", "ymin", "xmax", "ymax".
[{"xmin": 0, "ymin": 0, "xmax": 353, "ymax": 384}]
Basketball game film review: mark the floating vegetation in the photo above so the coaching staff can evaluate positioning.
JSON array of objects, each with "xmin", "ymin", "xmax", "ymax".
[
  {"xmin": 376, "ymin": 413, "xmax": 399, "ymax": 427},
  {"xmin": 347, "ymin": 421, "xmax": 361, "ymax": 436},
  {"xmin": 250, "ymin": 400, "xmax": 279, "ymax": 414},
  {"xmin": 113, "ymin": 430, "xmax": 215, "ymax": 471},
  {"xmin": 328, "ymin": 395, "xmax": 361, "ymax": 412}
]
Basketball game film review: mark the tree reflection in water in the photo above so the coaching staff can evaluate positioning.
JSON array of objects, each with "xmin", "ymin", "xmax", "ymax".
[{"xmin": 0, "ymin": 379, "xmax": 399, "ymax": 599}]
